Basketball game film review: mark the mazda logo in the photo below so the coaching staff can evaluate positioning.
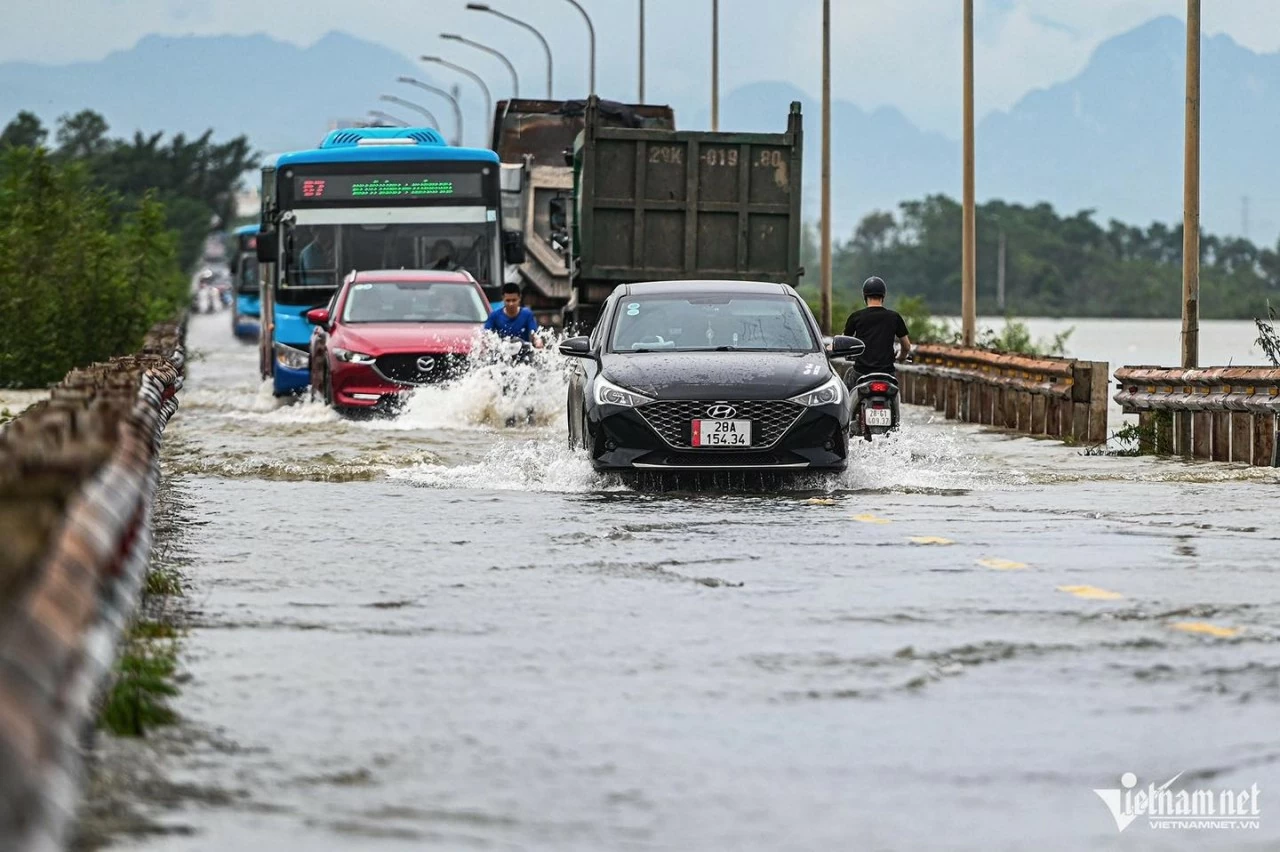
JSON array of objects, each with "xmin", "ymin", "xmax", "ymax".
[
  {"xmin": 705, "ymin": 404, "xmax": 738, "ymax": 419},
  {"xmin": 416, "ymin": 356, "xmax": 436, "ymax": 372}
]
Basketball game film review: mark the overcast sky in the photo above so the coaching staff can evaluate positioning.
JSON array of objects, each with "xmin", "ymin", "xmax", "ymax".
[{"xmin": 7, "ymin": 1, "xmax": 1279, "ymax": 137}]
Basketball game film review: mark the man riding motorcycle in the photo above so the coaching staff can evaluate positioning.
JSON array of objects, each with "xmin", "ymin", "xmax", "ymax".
[{"xmin": 842, "ymin": 276, "xmax": 913, "ymax": 433}]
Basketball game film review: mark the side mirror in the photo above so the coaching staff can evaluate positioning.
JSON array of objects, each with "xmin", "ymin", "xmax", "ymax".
[
  {"xmin": 558, "ymin": 335, "xmax": 592, "ymax": 358},
  {"xmin": 502, "ymin": 230, "xmax": 527, "ymax": 264},
  {"xmin": 256, "ymin": 230, "xmax": 278, "ymax": 262},
  {"xmin": 827, "ymin": 334, "xmax": 865, "ymax": 360},
  {"xmin": 305, "ymin": 307, "xmax": 330, "ymax": 326}
]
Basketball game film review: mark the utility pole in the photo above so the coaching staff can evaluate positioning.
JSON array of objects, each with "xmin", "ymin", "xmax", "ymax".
[
  {"xmin": 639, "ymin": 0, "xmax": 646, "ymax": 102},
  {"xmin": 820, "ymin": 0, "xmax": 832, "ymax": 334},
  {"xmin": 961, "ymin": 0, "xmax": 977, "ymax": 347},
  {"xmin": 1180, "ymin": 0, "xmax": 1201, "ymax": 456},
  {"xmin": 711, "ymin": 0, "xmax": 720, "ymax": 131},
  {"xmin": 1242, "ymin": 195, "xmax": 1250, "ymax": 240}
]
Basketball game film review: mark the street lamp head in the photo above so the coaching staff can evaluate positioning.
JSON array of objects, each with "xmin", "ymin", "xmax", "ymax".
[
  {"xmin": 441, "ymin": 33, "xmax": 463, "ymax": 42},
  {"xmin": 396, "ymin": 75, "xmax": 414, "ymax": 83},
  {"xmin": 465, "ymin": 2, "xmax": 492, "ymax": 9},
  {"xmin": 421, "ymin": 55, "xmax": 441, "ymax": 62}
]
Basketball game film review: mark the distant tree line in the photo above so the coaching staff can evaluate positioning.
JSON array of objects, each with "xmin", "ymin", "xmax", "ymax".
[
  {"xmin": 0, "ymin": 110, "xmax": 256, "ymax": 387},
  {"xmin": 803, "ymin": 195, "xmax": 1280, "ymax": 321}
]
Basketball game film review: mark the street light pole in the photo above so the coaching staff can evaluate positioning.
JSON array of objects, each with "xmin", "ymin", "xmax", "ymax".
[
  {"xmin": 421, "ymin": 56, "xmax": 493, "ymax": 144},
  {"xmin": 639, "ymin": 0, "xmax": 646, "ymax": 102},
  {"xmin": 711, "ymin": 0, "xmax": 720, "ymax": 131},
  {"xmin": 465, "ymin": 4, "xmax": 553, "ymax": 98},
  {"xmin": 1180, "ymin": 0, "xmax": 1201, "ymax": 455},
  {"xmin": 820, "ymin": 0, "xmax": 832, "ymax": 335},
  {"xmin": 397, "ymin": 76, "xmax": 464, "ymax": 146},
  {"xmin": 441, "ymin": 33, "xmax": 520, "ymax": 98},
  {"xmin": 564, "ymin": 0, "xmax": 596, "ymax": 95},
  {"xmin": 368, "ymin": 110, "xmax": 409, "ymax": 127},
  {"xmin": 379, "ymin": 94, "xmax": 440, "ymax": 130},
  {"xmin": 961, "ymin": 0, "xmax": 977, "ymax": 348}
]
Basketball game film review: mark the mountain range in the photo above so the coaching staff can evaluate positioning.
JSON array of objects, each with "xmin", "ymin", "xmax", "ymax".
[{"xmin": 1, "ymin": 16, "xmax": 1275, "ymax": 242}]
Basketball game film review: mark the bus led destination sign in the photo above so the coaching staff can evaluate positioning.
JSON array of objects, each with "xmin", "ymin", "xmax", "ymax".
[{"xmin": 291, "ymin": 172, "xmax": 483, "ymax": 202}]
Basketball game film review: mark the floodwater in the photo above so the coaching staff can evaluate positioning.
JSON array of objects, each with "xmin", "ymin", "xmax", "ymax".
[{"xmin": 116, "ymin": 313, "xmax": 1279, "ymax": 851}]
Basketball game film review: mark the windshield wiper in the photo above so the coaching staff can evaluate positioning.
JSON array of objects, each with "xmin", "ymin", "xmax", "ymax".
[{"xmin": 713, "ymin": 345, "xmax": 738, "ymax": 351}]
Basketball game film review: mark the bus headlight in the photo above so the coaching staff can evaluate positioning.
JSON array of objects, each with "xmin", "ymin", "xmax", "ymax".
[{"xmin": 274, "ymin": 345, "xmax": 310, "ymax": 370}]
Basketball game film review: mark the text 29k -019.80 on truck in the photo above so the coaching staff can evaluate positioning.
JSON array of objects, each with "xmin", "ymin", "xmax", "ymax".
[{"xmin": 492, "ymin": 96, "xmax": 804, "ymax": 328}]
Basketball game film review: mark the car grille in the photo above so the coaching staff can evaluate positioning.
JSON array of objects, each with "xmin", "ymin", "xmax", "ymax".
[
  {"xmin": 374, "ymin": 353, "xmax": 468, "ymax": 385},
  {"xmin": 660, "ymin": 451, "xmax": 788, "ymax": 467},
  {"xmin": 637, "ymin": 400, "xmax": 805, "ymax": 449}
]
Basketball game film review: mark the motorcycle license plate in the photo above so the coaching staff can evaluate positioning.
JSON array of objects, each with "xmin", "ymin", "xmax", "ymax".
[
  {"xmin": 864, "ymin": 408, "xmax": 893, "ymax": 427},
  {"xmin": 692, "ymin": 419, "xmax": 752, "ymax": 447}
]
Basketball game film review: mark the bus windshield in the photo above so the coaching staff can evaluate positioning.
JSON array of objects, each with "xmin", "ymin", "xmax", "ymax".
[
  {"xmin": 237, "ymin": 254, "xmax": 259, "ymax": 295},
  {"xmin": 282, "ymin": 223, "xmax": 491, "ymax": 292}
]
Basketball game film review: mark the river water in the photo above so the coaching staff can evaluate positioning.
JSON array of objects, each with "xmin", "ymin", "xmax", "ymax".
[{"xmin": 107, "ymin": 313, "xmax": 1279, "ymax": 851}]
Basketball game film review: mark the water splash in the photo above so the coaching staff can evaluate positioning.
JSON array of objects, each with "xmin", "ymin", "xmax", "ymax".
[{"xmin": 390, "ymin": 433, "xmax": 625, "ymax": 493}]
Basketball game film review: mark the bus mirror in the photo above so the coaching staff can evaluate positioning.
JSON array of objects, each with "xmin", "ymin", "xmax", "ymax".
[
  {"xmin": 502, "ymin": 231, "xmax": 526, "ymax": 265},
  {"xmin": 256, "ymin": 230, "xmax": 278, "ymax": 262}
]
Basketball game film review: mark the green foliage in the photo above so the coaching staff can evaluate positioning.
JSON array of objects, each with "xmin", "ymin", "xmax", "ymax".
[
  {"xmin": 1256, "ymin": 303, "xmax": 1280, "ymax": 367},
  {"xmin": 814, "ymin": 195, "xmax": 1280, "ymax": 320},
  {"xmin": 99, "ymin": 640, "xmax": 179, "ymax": 737},
  {"xmin": 0, "ymin": 147, "xmax": 187, "ymax": 386}
]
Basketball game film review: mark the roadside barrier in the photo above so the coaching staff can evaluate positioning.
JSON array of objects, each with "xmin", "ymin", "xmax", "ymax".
[
  {"xmin": 1113, "ymin": 366, "xmax": 1280, "ymax": 466},
  {"xmin": 863, "ymin": 344, "xmax": 1110, "ymax": 443},
  {"xmin": 0, "ymin": 318, "xmax": 184, "ymax": 852}
]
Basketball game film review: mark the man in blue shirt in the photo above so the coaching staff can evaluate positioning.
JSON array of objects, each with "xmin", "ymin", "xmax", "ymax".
[{"xmin": 484, "ymin": 282, "xmax": 544, "ymax": 348}]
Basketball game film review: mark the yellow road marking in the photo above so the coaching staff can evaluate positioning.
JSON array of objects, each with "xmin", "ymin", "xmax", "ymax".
[
  {"xmin": 978, "ymin": 558, "xmax": 1028, "ymax": 571},
  {"xmin": 909, "ymin": 536, "xmax": 954, "ymax": 546},
  {"xmin": 851, "ymin": 514, "xmax": 892, "ymax": 525},
  {"xmin": 805, "ymin": 498, "xmax": 837, "ymax": 506},
  {"xmin": 1170, "ymin": 621, "xmax": 1241, "ymax": 638},
  {"xmin": 1056, "ymin": 585, "xmax": 1124, "ymax": 601}
]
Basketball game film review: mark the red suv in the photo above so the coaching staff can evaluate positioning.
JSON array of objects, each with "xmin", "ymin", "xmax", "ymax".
[{"xmin": 306, "ymin": 270, "xmax": 489, "ymax": 412}]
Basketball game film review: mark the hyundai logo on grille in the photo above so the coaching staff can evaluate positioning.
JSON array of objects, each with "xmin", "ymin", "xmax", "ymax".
[
  {"xmin": 705, "ymin": 404, "xmax": 738, "ymax": 419},
  {"xmin": 416, "ymin": 356, "xmax": 436, "ymax": 373}
]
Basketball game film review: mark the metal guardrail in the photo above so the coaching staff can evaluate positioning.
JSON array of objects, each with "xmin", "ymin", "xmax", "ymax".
[
  {"xmin": 0, "ymin": 318, "xmax": 185, "ymax": 852},
  {"xmin": 861, "ymin": 344, "xmax": 1110, "ymax": 443},
  {"xmin": 1114, "ymin": 366, "xmax": 1280, "ymax": 466}
]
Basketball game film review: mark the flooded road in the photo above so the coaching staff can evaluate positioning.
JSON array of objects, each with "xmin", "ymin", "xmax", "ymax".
[{"xmin": 127, "ymin": 313, "xmax": 1280, "ymax": 850}]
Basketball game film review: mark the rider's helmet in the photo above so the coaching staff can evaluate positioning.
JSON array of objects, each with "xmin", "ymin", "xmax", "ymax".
[{"xmin": 862, "ymin": 276, "xmax": 887, "ymax": 299}]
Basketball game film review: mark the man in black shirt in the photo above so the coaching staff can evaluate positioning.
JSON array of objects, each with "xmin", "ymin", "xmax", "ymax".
[{"xmin": 842, "ymin": 276, "xmax": 912, "ymax": 380}]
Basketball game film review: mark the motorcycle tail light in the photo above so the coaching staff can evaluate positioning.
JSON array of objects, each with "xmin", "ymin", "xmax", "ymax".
[{"xmin": 869, "ymin": 382, "xmax": 890, "ymax": 393}]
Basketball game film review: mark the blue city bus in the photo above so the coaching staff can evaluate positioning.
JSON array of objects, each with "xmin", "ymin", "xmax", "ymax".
[
  {"xmin": 228, "ymin": 224, "xmax": 261, "ymax": 339},
  {"xmin": 255, "ymin": 127, "xmax": 511, "ymax": 395}
]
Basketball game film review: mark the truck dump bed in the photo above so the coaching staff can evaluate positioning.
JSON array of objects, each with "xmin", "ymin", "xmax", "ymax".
[{"xmin": 573, "ymin": 98, "xmax": 803, "ymax": 314}]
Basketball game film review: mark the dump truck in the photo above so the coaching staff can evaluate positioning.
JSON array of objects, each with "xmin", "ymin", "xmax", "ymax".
[{"xmin": 492, "ymin": 96, "xmax": 803, "ymax": 328}]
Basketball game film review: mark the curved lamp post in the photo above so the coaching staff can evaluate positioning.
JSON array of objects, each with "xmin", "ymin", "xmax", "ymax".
[
  {"xmin": 397, "ymin": 76, "xmax": 463, "ymax": 145},
  {"xmin": 441, "ymin": 33, "xmax": 520, "ymax": 99},
  {"xmin": 465, "ymin": 3, "xmax": 552, "ymax": 99},
  {"xmin": 379, "ymin": 94, "xmax": 440, "ymax": 130},
  {"xmin": 563, "ymin": 0, "xmax": 596, "ymax": 95},
  {"xmin": 368, "ymin": 109, "xmax": 409, "ymax": 127},
  {"xmin": 421, "ymin": 55, "xmax": 493, "ymax": 143}
]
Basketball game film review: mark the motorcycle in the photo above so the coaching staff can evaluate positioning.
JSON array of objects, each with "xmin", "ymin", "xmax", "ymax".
[
  {"xmin": 851, "ymin": 372, "xmax": 901, "ymax": 441},
  {"xmin": 475, "ymin": 335, "xmax": 544, "ymax": 427}
]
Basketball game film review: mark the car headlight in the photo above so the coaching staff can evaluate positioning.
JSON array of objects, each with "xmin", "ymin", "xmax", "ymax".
[
  {"xmin": 593, "ymin": 375, "xmax": 652, "ymax": 408},
  {"xmin": 332, "ymin": 347, "xmax": 376, "ymax": 364},
  {"xmin": 789, "ymin": 374, "xmax": 844, "ymax": 407},
  {"xmin": 274, "ymin": 345, "xmax": 310, "ymax": 370}
]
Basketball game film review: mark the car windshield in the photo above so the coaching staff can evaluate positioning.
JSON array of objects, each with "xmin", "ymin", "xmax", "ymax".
[
  {"xmin": 341, "ymin": 281, "xmax": 488, "ymax": 324},
  {"xmin": 609, "ymin": 293, "xmax": 818, "ymax": 353}
]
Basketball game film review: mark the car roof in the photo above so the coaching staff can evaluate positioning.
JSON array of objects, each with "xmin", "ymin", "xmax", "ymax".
[
  {"xmin": 346, "ymin": 269, "xmax": 479, "ymax": 285},
  {"xmin": 618, "ymin": 279, "xmax": 792, "ymax": 296}
]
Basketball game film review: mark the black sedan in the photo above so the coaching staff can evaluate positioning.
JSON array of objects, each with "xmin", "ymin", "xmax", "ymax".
[{"xmin": 560, "ymin": 280, "xmax": 865, "ymax": 473}]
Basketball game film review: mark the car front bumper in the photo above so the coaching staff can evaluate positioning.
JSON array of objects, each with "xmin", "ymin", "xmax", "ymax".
[{"xmin": 587, "ymin": 402, "xmax": 849, "ymax": 472}]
